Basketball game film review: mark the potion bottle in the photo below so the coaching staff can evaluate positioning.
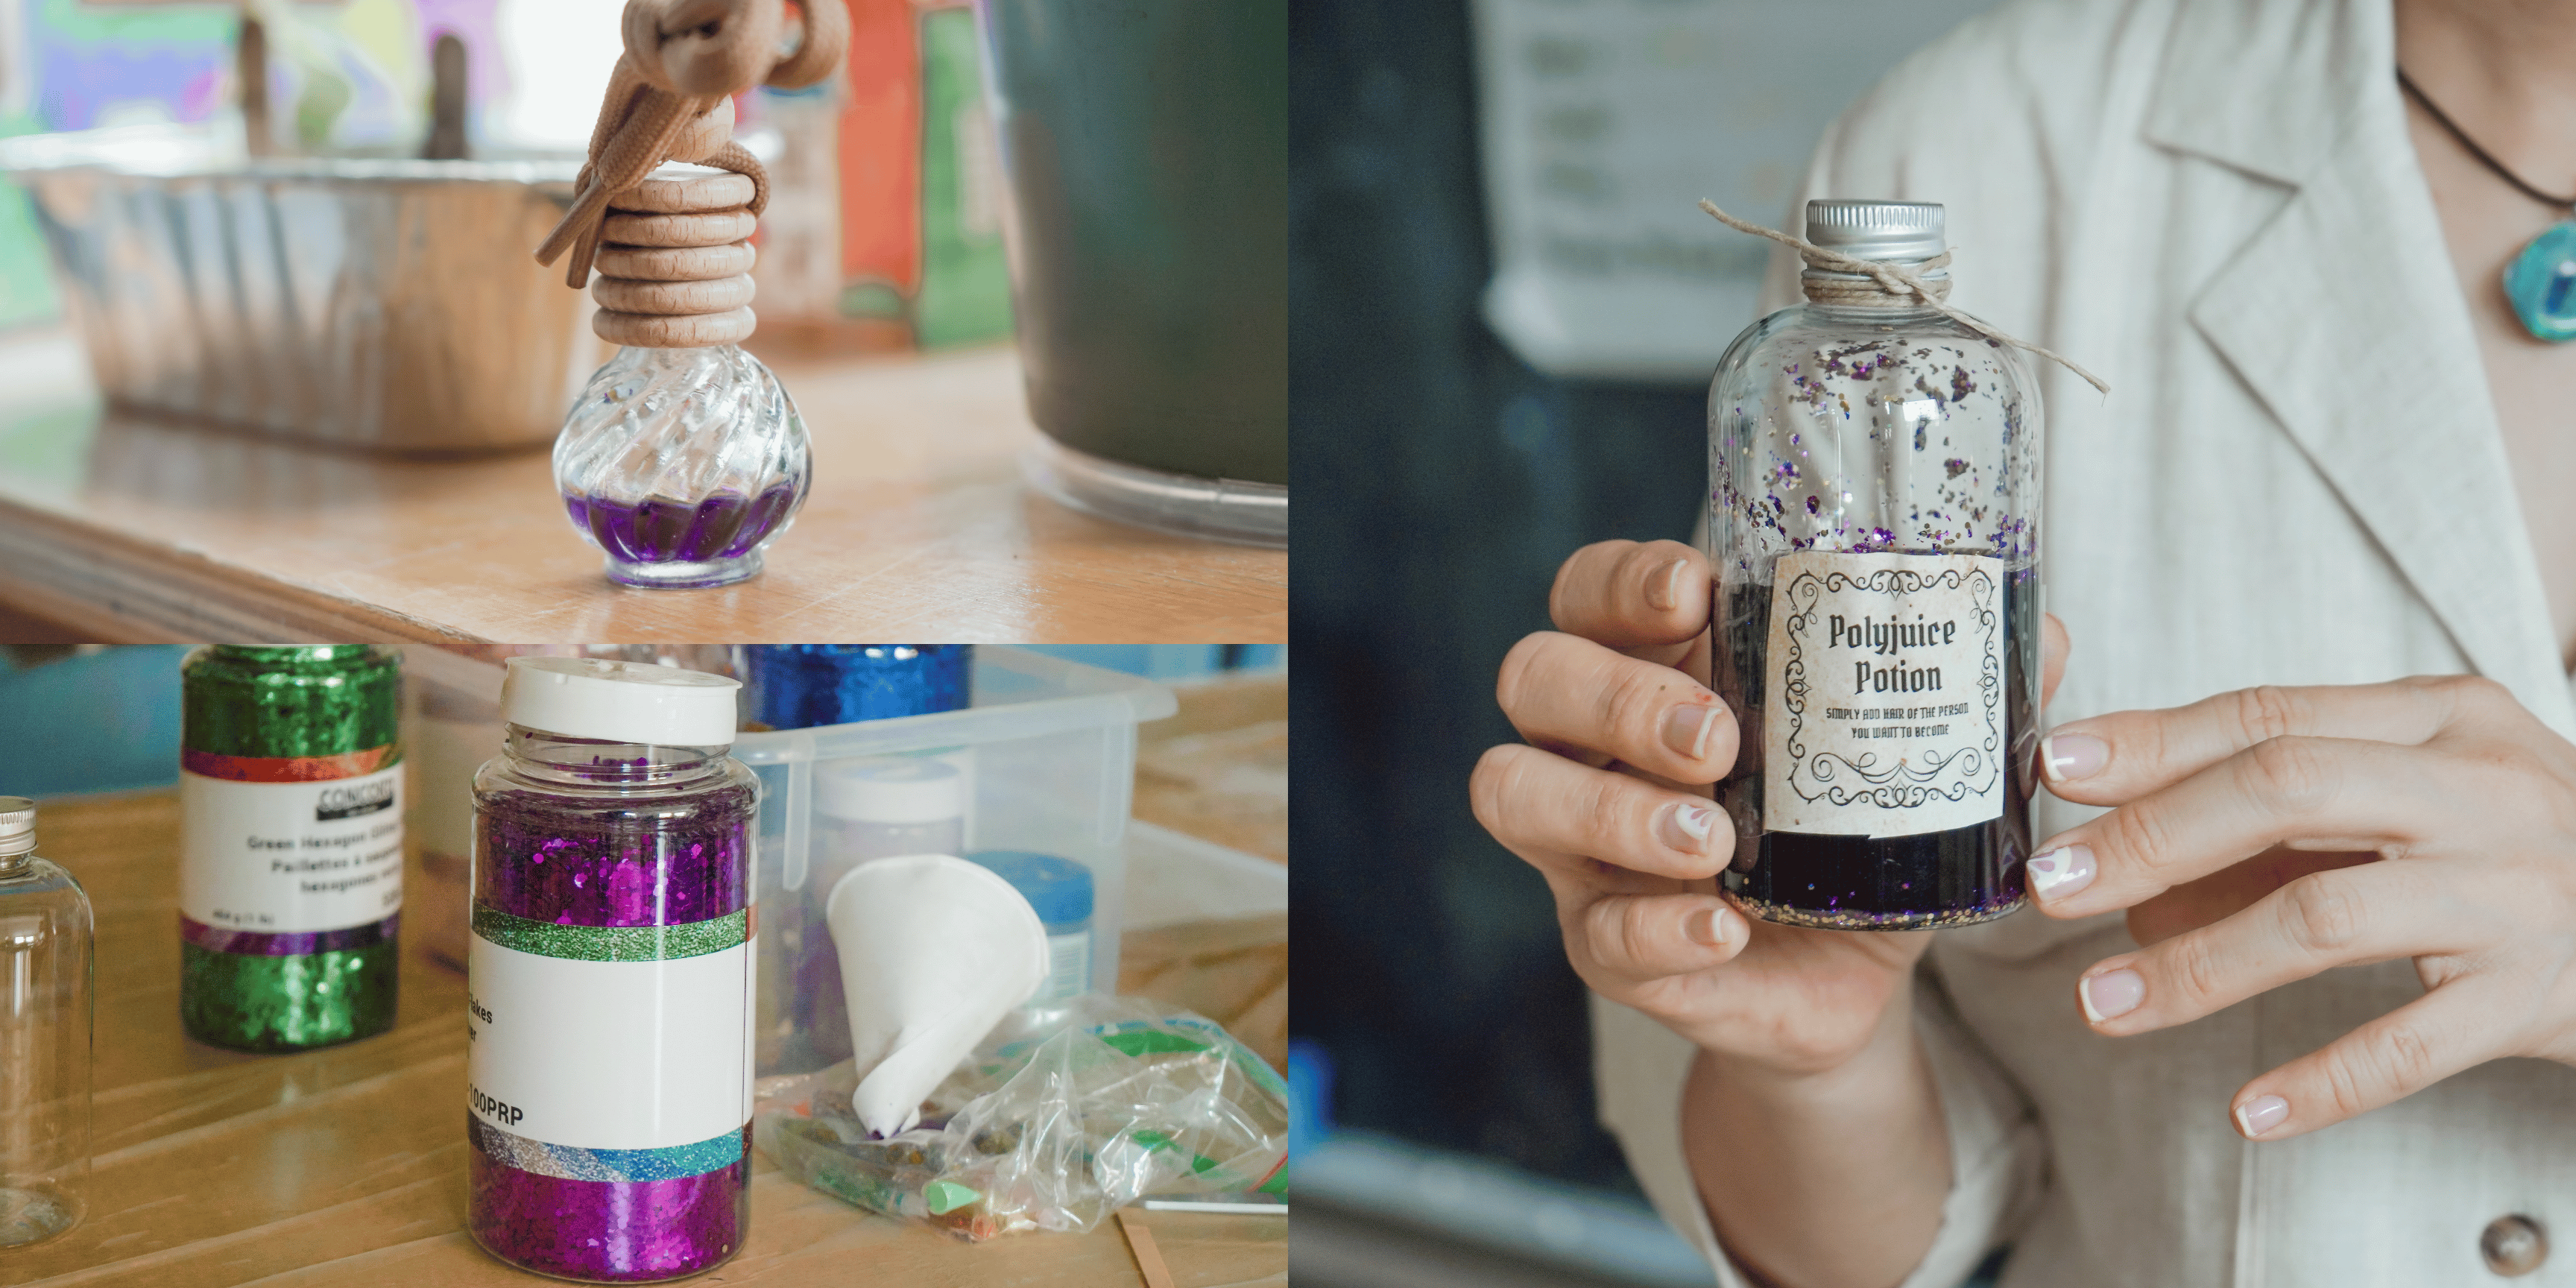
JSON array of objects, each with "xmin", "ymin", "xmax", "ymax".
[
  {"xmin": 1706, "ymin": 200, "xmax": 2044, "ymax": 930},
  {"xmin": 556, "ymin": 165, "xmax": 811, "ymax": 590}
]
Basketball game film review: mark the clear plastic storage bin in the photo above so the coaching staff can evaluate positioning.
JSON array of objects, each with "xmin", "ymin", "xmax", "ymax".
[{"xmin": 736, "ymin": 648, "xmax": 1176, "ymax": 1079}]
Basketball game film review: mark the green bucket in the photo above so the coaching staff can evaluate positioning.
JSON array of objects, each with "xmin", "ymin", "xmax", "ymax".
[{"xmin": 978, "ymin": 0, "xmax": 1287, "ymax": 545}]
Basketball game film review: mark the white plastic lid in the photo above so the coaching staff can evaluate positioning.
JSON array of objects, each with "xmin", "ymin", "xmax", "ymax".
[
  {"xmin": 501, "ymin": 656, "xmax": 740, "ymax": 747},
  {"xmin": 815, "ymin": 757, "xmax": 966, "ymax": 824}
]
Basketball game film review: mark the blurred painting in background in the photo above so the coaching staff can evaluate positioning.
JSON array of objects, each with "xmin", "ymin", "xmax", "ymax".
[
  {"xmin": 0, "ymin": 0, "xmax": 1011, "ymax": 348},
  {"xmin": 743, "ymin": 0, "xmax": 1011, "ymax": 350},
  {"xmin": 1291, "ymin": 1, "xmax": 1991, "ymax": 1283}
]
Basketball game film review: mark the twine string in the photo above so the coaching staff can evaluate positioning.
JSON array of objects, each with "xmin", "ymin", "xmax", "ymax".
[{"xmin": 1699, "ymin": 199, "xmax": 2109, "ymax": 396}]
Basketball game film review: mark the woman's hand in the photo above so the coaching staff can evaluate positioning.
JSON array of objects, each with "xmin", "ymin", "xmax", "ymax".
[
  {"xmin": 1474, "ymin": 540, "xmax": 2069, "ymax": 1288},
  {"xmin": 1470, "ymin": 540, "xmax": 1929, "ymax": 1076},
  {"xmin": 2030, "ymin": 675, "xmax": 2576, "ymax": 1140}
]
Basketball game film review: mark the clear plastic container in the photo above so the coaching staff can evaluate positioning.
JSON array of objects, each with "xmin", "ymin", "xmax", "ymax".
[{"xmin": 740, "ymin": 647, "xmax": 1175, "ymax": 1079}]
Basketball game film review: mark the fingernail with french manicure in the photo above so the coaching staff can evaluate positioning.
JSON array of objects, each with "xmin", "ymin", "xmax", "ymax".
[
  {"xmin": 2235, "ymin": 1095, "xmax": 2289, "ymax": 1137},
  {"xmin": 1662, "ymin": 802, "xmax": 1717, "ymax": 853},
  {"xmin": 1686, "ymin": 906, "xmax": 1736, "ymax": 947},
  {"xmin": 1664, "ymin": 704, "xmax": 1720, "ymax": 760},
  {"xmin": 1646, "ymin": 559, "xmax": 1688, "ymax": 611},
  {"xmin": 2079, "ymin": 967, "xmax": 2143, "ymax": 1022},
  {"xmin": 2027, "ymin": 845, "xmax": 2095, "ymax": 902},
  {"xmin": 2042, "ymin": 732, "xmax": 2108, "ymax": 783}
]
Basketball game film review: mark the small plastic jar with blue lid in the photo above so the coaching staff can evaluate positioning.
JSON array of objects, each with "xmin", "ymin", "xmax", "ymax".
[{"xmin": 966, "ymin": 850, "xmax": 1093, "ymax": 1003}]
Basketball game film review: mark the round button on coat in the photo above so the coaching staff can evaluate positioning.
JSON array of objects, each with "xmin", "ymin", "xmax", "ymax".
[{"xmin": 2483, "ymin": 1216, "xmax": 2548, "ymax": 1277}]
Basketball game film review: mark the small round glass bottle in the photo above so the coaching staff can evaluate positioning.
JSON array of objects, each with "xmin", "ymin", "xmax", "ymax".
[
  {"xmin": 1706, "ymin": 200, "xmax": 2044, "ymax": 929},
  {"xmin": 556, "ymin": 344, "xmax": 811, "ymax": 590},
  {"xmin": 466, "ymin": 657, "xmax": 757, "ymax": 1282},
  {"xmin": 0, "ymin": 798, "xmax": 93, "ymax": 1248}
]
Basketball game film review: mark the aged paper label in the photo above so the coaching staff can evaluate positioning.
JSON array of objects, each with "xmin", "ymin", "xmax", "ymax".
[{"xmin": 1762, "ymin": 552, "xmax": 2004, "ymax": 838}]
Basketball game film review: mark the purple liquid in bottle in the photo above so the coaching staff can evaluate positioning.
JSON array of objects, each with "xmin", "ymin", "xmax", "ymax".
[
  {"xmin": 554, "ymin": 344, "xmax": 810, "ymax": 590},
  {"xmin": 467, "ymin": 713, "xmax": 758, "ymax": 1283},
  {"xmin": 564, "ymin": 484, "xmax": 802, "ymax": 566}
]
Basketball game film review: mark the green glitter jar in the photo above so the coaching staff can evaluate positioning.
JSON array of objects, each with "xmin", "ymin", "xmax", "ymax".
[{"xmin": 178, "ymin": 646, "xmax": 405, "ymax": 1052}]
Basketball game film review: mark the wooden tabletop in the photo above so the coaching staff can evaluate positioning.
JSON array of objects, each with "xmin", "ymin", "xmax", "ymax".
[
  {"xmin": 5, "ymin": 792, "xmax": 1288, "ymax": 1287},
  {"xmin": 0, "ymin": 332, "xmax": 1285, "ymax": 646}
]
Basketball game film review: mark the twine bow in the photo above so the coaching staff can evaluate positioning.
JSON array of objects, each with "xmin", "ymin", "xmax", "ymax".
[{"xmin": 1700, "ymin": 199, "xmax": 2109, "ymax": 396}]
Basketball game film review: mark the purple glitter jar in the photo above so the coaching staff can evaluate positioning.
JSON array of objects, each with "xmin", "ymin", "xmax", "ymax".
[{"xmin": 467, "ymin": 657, "xmax": 758, "ymax": 1283}]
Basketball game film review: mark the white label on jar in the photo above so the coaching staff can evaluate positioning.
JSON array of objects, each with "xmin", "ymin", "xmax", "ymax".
[
  {"xmin": 1041, "ymin": 930, "xmax": 1091, "ymax": 1003},
  {"xmin": 465, "ymin": 933, "xmax": 753, "ymax": 1151},
  {"xmin": 1762, "ymin": 551, "xmax": 2005, "ymax": 839},
  {"xmin": 180, "ymin": 765, "xmax": 405, "ymax": 932}
]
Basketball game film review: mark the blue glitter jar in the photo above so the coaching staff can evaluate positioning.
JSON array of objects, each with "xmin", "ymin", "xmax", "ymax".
[{"xmin": 740, "ymin": 646, "xmax": 973, "ymax": 730}]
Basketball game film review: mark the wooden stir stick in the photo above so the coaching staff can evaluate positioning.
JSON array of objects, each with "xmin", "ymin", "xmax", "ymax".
[{"xmin": 1116, "ymin": 1209, "xmax": 1179, "ymax": 1288}]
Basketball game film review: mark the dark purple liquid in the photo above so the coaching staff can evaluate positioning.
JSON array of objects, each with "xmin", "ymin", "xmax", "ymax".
[
  {"xmin": 1714, "ymin": 564, "xmax": 2039, "ymax": 927},
  {"xmin": 564, "ymin": 484, "xmax": 800, "ymax": 565}
]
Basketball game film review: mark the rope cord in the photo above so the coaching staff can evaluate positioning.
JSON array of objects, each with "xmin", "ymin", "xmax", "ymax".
[{"xmin": 1699, "ymin": 199, "xmax": 2110, "ymax": 396}]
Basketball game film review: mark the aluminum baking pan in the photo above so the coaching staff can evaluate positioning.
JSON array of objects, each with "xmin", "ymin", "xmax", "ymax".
[{"xmin": 0, "ymin": 124, "xmax": 604, "ymax": 454}]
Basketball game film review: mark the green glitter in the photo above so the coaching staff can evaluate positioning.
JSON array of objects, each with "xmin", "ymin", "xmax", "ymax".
[
  {"xmin": 471, "ymin": 906, "xmax": 748, "ymax": 962},
  {"xmin": 181, "ymin": 645, "xmax": 401, "ymax": 758},
  {"xmin": 179, "ymin": 939, "xmax": 400, "ymax": 1052},
  {"xmin": 180, "ymin": 645, "xmax": 405, "ymax": 1052}
]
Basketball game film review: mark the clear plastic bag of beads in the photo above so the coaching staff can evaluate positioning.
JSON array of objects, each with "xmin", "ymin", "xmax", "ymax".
[{"xmin": 752, "ymin": 996, "xmax": 1289, "ymax": 1240}]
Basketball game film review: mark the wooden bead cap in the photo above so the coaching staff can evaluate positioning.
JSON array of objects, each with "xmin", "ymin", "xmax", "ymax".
[{"xmin": 588, "ymin": 168, "xmax": 760, "ymax": 348}]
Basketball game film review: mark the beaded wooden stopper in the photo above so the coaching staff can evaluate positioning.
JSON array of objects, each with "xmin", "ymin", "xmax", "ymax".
[{"xmin": 589, "ymin": 168, "xmax": 760, "ymax": 348}]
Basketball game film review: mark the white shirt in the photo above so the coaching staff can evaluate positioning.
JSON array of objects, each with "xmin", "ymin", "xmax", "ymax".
[{"xmin": 1594, "ymin": 0, "xmax": 2576, "ymax": 1284}]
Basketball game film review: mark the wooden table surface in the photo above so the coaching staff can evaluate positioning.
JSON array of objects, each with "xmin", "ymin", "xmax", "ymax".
[
  {"xmin": 0, "ymin": 332, "xmax": 1285, "ymax": 646},
  {"xmin": 5, "ymin": 792, "xmax": 1288, "ymax": 1288}
]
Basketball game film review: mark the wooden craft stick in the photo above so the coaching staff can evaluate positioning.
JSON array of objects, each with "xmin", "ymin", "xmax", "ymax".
[{"xmin": 1116, "ymin": 1209, "xmax": 1178, "ymax": 1288}]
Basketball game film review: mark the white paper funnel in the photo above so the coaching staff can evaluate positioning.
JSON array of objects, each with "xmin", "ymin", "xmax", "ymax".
[{"xmin": 826, "ymin": 853, "xmax": 1050, "ymax": 1137}]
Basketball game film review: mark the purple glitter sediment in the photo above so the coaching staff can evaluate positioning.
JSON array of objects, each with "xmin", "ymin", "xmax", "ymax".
[
  {"xmin": 564, "ymin": 485, "xmax": 799, "ymax": 566},
  {"xmin": 474, "ymin": 788, "xmax": 752, "ymax": 927},
  {"xmin": 180, "ymin": 912, "xmax": 397, "ymax": 956},
  {"xmin": 469, "ymin": 1130, "xmax": 750, "ymax": 1282}
]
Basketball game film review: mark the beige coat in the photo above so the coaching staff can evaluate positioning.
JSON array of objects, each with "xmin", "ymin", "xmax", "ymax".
[{"xmin": 1595, "ymin": 0, "xmax": 2576, "ymax": 1284}]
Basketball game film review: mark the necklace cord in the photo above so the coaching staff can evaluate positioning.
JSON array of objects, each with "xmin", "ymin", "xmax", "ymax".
[{"xmin": 2396, "ymin": 66, "xmax": 2576, "ymax": 209}]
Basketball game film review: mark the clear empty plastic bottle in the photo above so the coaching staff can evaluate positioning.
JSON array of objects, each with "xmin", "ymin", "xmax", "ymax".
[
  {"xmin": 0, "ymin": 798, "xmax": 92, "ymax": 1248},
  {"xmin": 556, "ymin": 345, "xmax": 811, "ymax": 590}
]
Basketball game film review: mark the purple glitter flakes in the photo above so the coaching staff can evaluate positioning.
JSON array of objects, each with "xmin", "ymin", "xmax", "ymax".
[
  {"xmin": 475, "ymin": 795, "xmax": 749, "ymax": 929},
  {"xmin": 468, "ymin": 1136, "xmax": 751, "ymax": 1284}
]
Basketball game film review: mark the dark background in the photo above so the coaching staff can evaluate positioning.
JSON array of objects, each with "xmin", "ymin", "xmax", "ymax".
[{"xmin": 1287, "ymin": 0, "xmax": 1707, "ymax": 1193}]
